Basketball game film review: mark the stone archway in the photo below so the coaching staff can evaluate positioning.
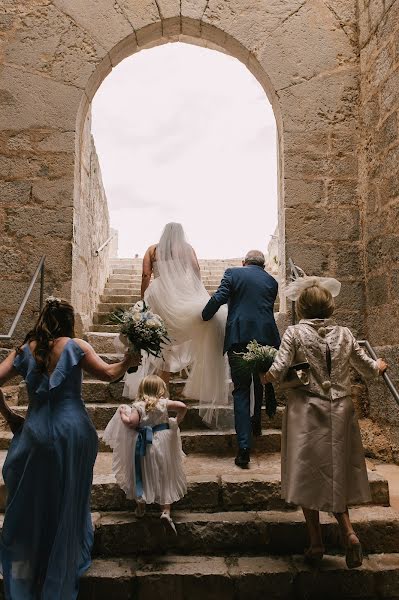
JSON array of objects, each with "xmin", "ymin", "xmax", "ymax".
[{"xmin": 0, "ymin": 1, "xmax": 361, "ymax": 337}]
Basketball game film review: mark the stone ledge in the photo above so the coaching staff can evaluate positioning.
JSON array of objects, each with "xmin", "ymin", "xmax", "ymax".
[
  {"xmin": 91, "ymin": 506, "xmax": 399, "ymax": 557},
  {"xmin": 75, "ymin": 553, "xmax": 399, "ymax": 600}
]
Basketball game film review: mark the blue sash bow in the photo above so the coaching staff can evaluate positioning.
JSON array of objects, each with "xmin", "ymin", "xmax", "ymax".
[{"xmin": 135, "ymin": 423, "xmax": 170, "ymax": 498}]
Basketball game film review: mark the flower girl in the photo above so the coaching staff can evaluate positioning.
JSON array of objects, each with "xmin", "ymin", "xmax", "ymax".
[{"xmin": 103, "ymin": 375, "xmax": 187, "ymax": 534}]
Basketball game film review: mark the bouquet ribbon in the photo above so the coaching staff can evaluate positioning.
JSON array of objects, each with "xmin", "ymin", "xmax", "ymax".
[{"xmin": 134, "ymin": 423, "xmax": 170, "ymax": 497}]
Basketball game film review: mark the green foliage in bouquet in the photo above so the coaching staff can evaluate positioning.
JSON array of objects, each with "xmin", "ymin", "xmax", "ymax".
[
  {"xmin": 232, "ymin": 340, "xmax": 278, "ymax": 419},
  {"xmin": 233, "ymin": 340, "xmax": 278, "ymax": 375},
  {"xmin": 108, "ymin": 300, "xmax": 170, "ymax": 358}
]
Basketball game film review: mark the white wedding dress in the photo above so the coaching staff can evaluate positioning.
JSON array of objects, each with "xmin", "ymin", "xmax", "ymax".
[{"xmin": 122, "ymin": 224, "xmax": 231, "ymax": 427}]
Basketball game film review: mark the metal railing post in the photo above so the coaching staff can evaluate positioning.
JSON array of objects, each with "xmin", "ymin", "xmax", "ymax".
[{"xmin": 0, "ymin": 255, "xmax": 46, "ymax": 341}]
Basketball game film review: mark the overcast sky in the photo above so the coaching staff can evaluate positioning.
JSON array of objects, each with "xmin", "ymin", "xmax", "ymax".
[{"xmin": 92, "ymin": 42, "xmax": 277, "ymax": 259}]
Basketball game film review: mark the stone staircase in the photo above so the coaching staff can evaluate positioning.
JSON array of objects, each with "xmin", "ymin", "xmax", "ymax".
[
  {"xmin": 0, "ymin": 258, "xmax": 398, "ymax": 598},
  {"xmin": 90, "ymin": 257, "xmax": 243, "ymax": 332}
]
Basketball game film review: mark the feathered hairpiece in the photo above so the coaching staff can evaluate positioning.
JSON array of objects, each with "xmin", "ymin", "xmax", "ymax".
[{"xmin": 285, "ymin": 276, "xmax": 341, "ymax": 301}]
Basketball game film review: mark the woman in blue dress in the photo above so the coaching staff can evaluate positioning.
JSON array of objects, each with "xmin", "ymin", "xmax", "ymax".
[{"xmin": 0, "ymin": 297, "xmax": 140, "ymax": 599}]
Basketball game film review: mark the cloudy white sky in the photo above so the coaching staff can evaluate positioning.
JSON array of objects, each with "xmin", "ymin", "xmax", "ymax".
[{"xmin": 92, "ymin": 42, "xmax": 278, "ymax": 259}]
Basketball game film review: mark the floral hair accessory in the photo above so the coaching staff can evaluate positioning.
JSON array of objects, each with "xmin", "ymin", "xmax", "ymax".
[
  {"xmin": 285, "ymin": 276, "xmax": 341, "ymax": 301},
  {"xmin": 45, "ymin": 296, "xmax": 61, "ymax": 307}
]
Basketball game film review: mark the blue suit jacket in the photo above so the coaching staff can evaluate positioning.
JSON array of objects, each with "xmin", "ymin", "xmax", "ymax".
[{"xmin": 202, "ymin": 265, "xmax": 281, "ymax": 354}]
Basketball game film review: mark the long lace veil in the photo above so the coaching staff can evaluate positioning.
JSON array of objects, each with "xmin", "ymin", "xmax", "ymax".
[{"xmin": 123, "ymin": 222, "xmax": 232, "ymax": 428}]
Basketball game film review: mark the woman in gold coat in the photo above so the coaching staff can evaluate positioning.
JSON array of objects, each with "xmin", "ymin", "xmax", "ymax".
[{"xmin": 262, "ymin": 278, "xmax": 387, "ymax": 569}]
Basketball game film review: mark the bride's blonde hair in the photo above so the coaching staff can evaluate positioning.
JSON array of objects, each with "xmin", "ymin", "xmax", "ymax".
[{"xmin": 136, "ymin": 375, "xmax": 168, "ymax": 412}]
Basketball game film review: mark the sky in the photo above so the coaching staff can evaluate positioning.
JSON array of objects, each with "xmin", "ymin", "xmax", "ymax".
[{"xmin": 92, "ymin": 42, "xmax": 278, "ymax": 259}]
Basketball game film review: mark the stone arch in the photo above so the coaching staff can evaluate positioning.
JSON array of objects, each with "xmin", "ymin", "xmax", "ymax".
[{"xmin": 0, "ymin": 0, "xmax": 361, "ymax": 335}]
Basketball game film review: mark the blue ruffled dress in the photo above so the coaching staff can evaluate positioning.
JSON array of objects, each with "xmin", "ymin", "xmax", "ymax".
[{"xmin": 0, "ymin": 339, "xmax": 98, "ymax": 599}]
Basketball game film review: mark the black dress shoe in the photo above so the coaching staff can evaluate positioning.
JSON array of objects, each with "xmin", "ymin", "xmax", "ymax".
[
  {"xmin": 235, "ymin": 448, "xmax": 250, "ymax": 468},
  {"xmin": 251, "ymin": 419, "xmax": 262, "ymax": 437}
]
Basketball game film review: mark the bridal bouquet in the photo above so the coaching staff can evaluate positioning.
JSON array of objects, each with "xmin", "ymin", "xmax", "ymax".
[{"xmin": 109, "ymin": 301, "xmax": 170, "ymax": 358}]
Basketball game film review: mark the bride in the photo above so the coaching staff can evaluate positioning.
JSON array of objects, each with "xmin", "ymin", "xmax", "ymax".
[{"xmin": 123, "ymin": 222, "xmax": 231, "ymax": 426}]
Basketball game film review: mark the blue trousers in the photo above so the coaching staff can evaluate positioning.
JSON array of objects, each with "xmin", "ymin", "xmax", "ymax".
[{"xmin": 228, "ymin": 344, "xmax": 264, "ymax": 449}]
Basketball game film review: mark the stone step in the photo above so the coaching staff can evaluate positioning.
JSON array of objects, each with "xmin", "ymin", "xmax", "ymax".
[
  {"xmin": 91, "ymin": 453, "xmax": 390, "ymax": 513},
  {"xmin": 100, "ymin": 295, "xmax": 138, "ymax": 303},
  {"xmin": 76, "ymin": 553, "xmax": 399, "ymax": 600},
  {"xmin": 17, "ymin": 379, "xmax": 189, "ymax": 405},
  {"xmin": 91, "ymin": 506, "xmax": 399, "ymax": 557},
  {"xmin": 89, "ymin": 324, "xmax": 120, "ymax": 333},
  {"xmin": 86, "ymin": 332, "xmax": 119, "ymax": 353},
  {"xmin": 0, "ymin": 445, "xmax": 389, "ymax": 514},
  {"xmin": 97, "ymin": 302, "xmax": 137, "ymax": 313}
]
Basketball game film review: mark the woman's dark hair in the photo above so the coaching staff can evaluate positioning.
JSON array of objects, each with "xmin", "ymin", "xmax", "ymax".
[{"xmin": 18, "ymin": 298, "xmax": 75, "ymax": 371}]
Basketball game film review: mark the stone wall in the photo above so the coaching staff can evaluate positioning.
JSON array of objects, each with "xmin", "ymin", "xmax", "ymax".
[
  {"xmin": 0, "ymin": 0, "xmax": 366, "ymax": 338},
  {"xmin": 358, "ymin": 0, "xmax": 399, "ymax": 455},
  {"xmin": 72, "ymin": 107, "xmax": 111, "ymax": 334},
  {"xmin": 358, "ymin": 0, "xmax": 399, "ymax": 345}
]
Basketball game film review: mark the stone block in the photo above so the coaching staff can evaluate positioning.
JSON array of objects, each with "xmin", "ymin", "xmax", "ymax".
[
  {"xmin": 221, "ymin": 474, "xmax": 284, "ymax": 510},
  {"xmin": 4, "ymin": 4, "xmax": 108, "ymax": 89},
  {"xmin": 361, "ymin": 93, "xmax": 380, "ymax": 129},
  {"xmin": 181, "ymin": 0, "xmax": 208, "ymax": 22},
  {"xmin": 31, "ymin": 177, "xmax": 74, "ymax": 209},
  {"xmin": 368, "ymin": 0, "xmax": 384, "ymax": 33},
  {"xmin": 0, "ymin": 65, "xmax": 82, "ymax": 131},
  {"xmin": 381, "ymin": 69, "xmax": 399, "ymax": 114},
  {"xmin": 230, "ymin": 556, "xmax": 295, "ymax": 600},
  {"xmin": 285, "ymin": 207, "xmax": 360, "ymax": 243},
  {"xmin": 285, "ymin": 242, "xmax": 330, "ymax": 275},
  {"xmin": 295, "ymin": 555, "xmax": 376, "ymax": 599},
  {"xmin": 136, "ymin": 556, "xmax": 233, "ymax": 600},
  {"xmin": 278, "ymin": 68, "xmax": 359, "ymax": 133},
  {"xmin": 335, "ymin": 281, "xmax": 365, "ymax": 312},
  {"xmin": 327, "ymin": 180, "xmax": 358, "ymax": 208},
  {"xmin": 0, "ymin": 180, "xmax": 31, "ymax": 208},
  {"xmin": 335, "ymin": 243, "xmax": 363, "ymax": 278},
  {"xmin": 107, "ymin": 32, "xmax": 138, "ymax": 67},
  {"xmin": 53, "ymin": 0, "xmax": 134, "ymax": 50},
  {"xmin": 5, "ymin": 206, "xmax": 73, "ymax": 240},
  {"xmin": 371, "ymin": 554, "xmax": 399, "ymax": 598},
  {"xmin": 117, "ymin": 0, "xmax": 160, "ymax": 31},
  {"xmin": 284, "ymin": 178, "xmax": 325, "ymax": 208},
  {"xmin": 378, "ymin": 111, "xmax": 399, "ymax": 150},
  {"xmin": 136, "ymin": 22, "xmax": 163, "ymax": 47}
]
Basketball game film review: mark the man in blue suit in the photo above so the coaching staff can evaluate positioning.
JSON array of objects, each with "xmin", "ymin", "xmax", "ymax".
[{"xmin": 202, "ymin": 250, "xmax": 280, "ymax": 468}]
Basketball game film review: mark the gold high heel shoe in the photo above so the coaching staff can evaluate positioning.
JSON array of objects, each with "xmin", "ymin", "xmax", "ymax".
[{"xmin": 345, "ymin": 532, "xmax": 363, "ymax": 569}]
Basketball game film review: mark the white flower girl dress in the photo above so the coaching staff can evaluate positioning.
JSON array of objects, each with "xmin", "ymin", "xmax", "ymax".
[{"xmin": 103, "ymin": 398, "xmax": 187, "ymax": 506}]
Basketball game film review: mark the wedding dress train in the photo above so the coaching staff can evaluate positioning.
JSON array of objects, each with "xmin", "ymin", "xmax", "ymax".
[{"xmin": 122, "ymin": 224, "xmax": 231, "ymax": 427}]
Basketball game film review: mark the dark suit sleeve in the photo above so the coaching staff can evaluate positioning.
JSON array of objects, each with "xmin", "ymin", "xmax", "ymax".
[{"xmin": 202, "ymin": 269, "xmax": 233, "ymax": 321}]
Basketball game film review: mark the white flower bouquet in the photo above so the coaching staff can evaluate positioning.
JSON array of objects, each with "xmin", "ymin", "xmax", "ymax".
[{"xmin": 109, "ymin": 301, "xmax": 170, "ymax": 358}]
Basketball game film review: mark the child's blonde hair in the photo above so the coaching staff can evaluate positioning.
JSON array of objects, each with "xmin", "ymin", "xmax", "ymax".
[
  {"xmin": 297, "ymin": 285, "xmax": 335, "ymax": 320},
  {"xmin": 136, "ymin": 375, "xmax": 168, "ymax": 412}
]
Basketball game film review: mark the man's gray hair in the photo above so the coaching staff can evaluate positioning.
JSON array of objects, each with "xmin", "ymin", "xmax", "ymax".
[{"xmin": 244, "ymin": 250, "xmax": 265, "ymax": 267}]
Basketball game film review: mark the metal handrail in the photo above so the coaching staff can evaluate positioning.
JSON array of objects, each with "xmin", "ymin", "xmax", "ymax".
[
  {"xmin": 287, "ymin": 257, "xmax": 399, "ymax": 407},
  {"xmin": 359, "ymin": 340, "xmax": 399, "ymax": 406},
  {"xmin": 0, "ymin": 255, "xmax": 46, "ymax": 340},
  {"xmin": 94, "ymin": 232, "xmax": 116, "ymax": 256}
]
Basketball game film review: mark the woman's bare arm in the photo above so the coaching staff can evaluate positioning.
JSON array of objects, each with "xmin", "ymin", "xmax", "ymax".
[
  {"xmin": 76, "ymin": 339, "xmax": 140, "ymax": 382},
  {"xmin": 0, "ymin": 353, "xmax": 25, "ymax": 432},
  {"xmin": 141, "ymin": 246, "xmax": 154, "ymax": 298},
  {"xmin": 0, "ymin": 351, "xmax": 18, "ymax": 387}
]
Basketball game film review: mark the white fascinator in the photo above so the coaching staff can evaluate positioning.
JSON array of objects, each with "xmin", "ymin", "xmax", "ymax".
[{"xmin": 285, "ymin": 276, "xmax": 341, "ymax": 301}]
